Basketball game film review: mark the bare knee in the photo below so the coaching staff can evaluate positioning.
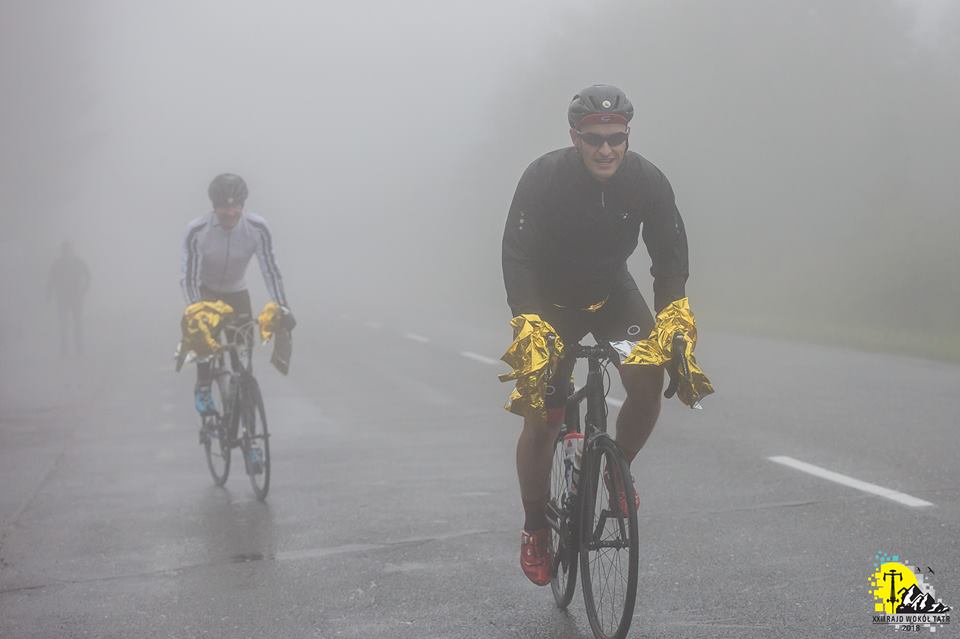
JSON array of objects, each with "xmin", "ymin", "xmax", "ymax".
[{"xmin": 620, "ymin": 365, "xmax": 664, "ymax": 405}]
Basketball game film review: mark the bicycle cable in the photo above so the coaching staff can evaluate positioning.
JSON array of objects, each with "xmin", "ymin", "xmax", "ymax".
[{"xmin": 601, "ymin": 360, "xmax": 612, "ymax": 421}]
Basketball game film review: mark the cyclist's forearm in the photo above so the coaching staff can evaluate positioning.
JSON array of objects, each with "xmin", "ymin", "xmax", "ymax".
[
  {"xmin": 503, "ymin": 258, "xmax": 543, "ymax": 316},
  {"xmin": 652, "ymin": 275, "xmax": 687, "ymax": 314},
  {"xmin": 180, "ymin": 278, "xmax": 201, "ymax": 305}
]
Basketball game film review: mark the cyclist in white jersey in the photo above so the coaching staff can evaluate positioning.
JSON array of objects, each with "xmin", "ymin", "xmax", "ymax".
[{"xmin": 180, "ymin": 173, "xmax": 293, "ymax": 414}]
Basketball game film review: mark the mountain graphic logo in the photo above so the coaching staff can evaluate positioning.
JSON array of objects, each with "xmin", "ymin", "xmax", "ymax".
[
  {"xmin": 870, "ymin": 551, "xmax": 952, "ymax": 632},
  {"xmin": 896, "ymin": 585, "xmax": 951, "ymax": 614}
]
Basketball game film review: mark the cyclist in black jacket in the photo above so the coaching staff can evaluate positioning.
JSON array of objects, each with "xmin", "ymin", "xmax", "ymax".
[{"xmin": 503, "ymin": 85, "xmax": 690, "ymax": 586}]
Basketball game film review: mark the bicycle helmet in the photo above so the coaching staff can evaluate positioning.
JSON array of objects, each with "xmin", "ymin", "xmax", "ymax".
[
  {"xmin": 568, "ymin": 85, "xmax": 634, "ymax": 128},
  {"xmin": 208, "ymin": 173, "xmax": 248, "ymax": 207}
]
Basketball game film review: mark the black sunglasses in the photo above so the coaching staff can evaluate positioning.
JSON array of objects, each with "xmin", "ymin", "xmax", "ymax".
[{"xmin": 576, "ymin": 130, "xmax": 629, "ymax": 148}]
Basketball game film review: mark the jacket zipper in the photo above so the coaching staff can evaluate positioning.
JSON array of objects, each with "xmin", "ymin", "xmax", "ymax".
[{"xmin": 219, "ymin": 229, "xmax": 232, "ymax": 291}]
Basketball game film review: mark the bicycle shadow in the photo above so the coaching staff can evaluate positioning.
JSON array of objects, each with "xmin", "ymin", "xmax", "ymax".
[
  {"xmin": 193, "ymin": 486, "xmax": 278, "ymax": 567},
  {"xmin": 506, "ymin": 605, "xmax": 597, "ymax": 639}
]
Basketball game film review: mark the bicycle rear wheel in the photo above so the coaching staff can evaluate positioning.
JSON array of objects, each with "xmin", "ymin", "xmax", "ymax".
[
  {"xmin": 201, "ymin": 380, "xmax": 231, "ymax": 486},
  {"xmin": 579, "ymin": 435, "xmax": 639, "ymax": 639},
  {"xmin": 549, "ymin": 429, "xmax": 578, "ymax": 608},
  {"xmin": 240, "ymin": 377, "xmax": 271, "ymax": 501}
]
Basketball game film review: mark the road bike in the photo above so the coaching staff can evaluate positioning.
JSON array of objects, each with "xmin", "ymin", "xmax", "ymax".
[
  {"xmin": 547, "ymin": 333, "xmax": 689, "ymax": 639},
  {"xmin": 193, "ymin": 318, "xmax": 272, "ymax": 501}
]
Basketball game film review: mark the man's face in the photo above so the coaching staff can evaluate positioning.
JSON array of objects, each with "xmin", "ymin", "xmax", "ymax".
[
  {"xmin": 214, "ymin": 203, "xmax": 244, "ymax": 229},
  {"xmin": 570, "ymin": 122, "xmax": 629, "ymax": 182}
]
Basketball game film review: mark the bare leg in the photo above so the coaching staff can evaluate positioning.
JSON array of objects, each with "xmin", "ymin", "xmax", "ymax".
[
  {"xmin": 72, "ymin": 304, "xmax": 84, "ymax": 355},
  {"xmin": 57, "ymin": 302, "xmax": 68, "ymax": 357},
  {"xmin": 614, "ymin": 365, "xmax": 664, "ymax": 463},
  {"xmin": 516, "ymin": 413, "xmax": 562, "ymax": 530}
]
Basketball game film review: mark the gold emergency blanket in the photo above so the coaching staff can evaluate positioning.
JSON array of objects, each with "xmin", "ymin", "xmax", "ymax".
[
  {"xmin": 258, "ymin": 301, "xmax": 282, "ymax": 342},
  {"xmin": 499, "ymin": 314, "xmax": 564, "ymax": 421},
  {"xmin": 180, "ymin": 300, "xmax": 234, "ymax": 357},
  {"xmin": 622, "ymin": 297, "xmax": 714, "ymax": 407}
]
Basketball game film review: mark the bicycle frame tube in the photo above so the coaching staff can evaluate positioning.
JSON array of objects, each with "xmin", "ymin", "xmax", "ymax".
[
  {"xmin": 583, "ymin": 356, "xmax": 607, "ymax": 438},
  {"xmin": 219, "ymin": 321, "xmax": 256, "ymax": 373}
]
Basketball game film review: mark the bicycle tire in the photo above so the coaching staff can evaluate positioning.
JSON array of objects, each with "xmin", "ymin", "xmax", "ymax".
[
  {"xmin": 579, "ymin": 435, "xmax": 639, "ymax": 639},
  {"xmin": 241, "ymin": 376, "xmax": 271, "ymax": 501},
  {"xmin": 549, "ymin": 430, "xmax": 578, "ymax": 608},
  {"xmin": 202, "ymin": 379, "xmax": 231, "ymax": 486}
]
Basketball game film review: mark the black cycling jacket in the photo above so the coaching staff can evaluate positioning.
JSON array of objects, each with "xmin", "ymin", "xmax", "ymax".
[{"xmin": 502, "ymin": 147, "xmax": 689, "ymax": 316}]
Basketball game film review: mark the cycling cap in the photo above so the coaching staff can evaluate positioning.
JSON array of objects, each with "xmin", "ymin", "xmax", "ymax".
[
  {"xmin": 208, "ymin": 173, "xmax": 248, "ymax": 206},
  {"xmin": 568, "ymin": 85, "xmax": 634, "ymax": 128}
]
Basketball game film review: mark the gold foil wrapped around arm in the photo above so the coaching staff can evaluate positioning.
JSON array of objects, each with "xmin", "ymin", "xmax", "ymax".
[
  {"xmin": 180, "ymin": 300, "xmax": 234, "ymax": 357},
  {"xmin": 258, "ymin": 301, "xmax": 281, "ymax": 343},
  {"xmin": 498, "ymin": 314, "xmax": 564, "ymax": 421},
  {"xmin": 622, "ymin": 297, "xmax": 714, "ymax": 407}
]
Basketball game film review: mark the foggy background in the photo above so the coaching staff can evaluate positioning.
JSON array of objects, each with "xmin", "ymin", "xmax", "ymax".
[
  {"xmin": 2, "ymin": 0, "xmax": 958, "ymax": 384},
  {"xmin": 2, "ymin": 4, "xmax": 959, "ymax": 636}
]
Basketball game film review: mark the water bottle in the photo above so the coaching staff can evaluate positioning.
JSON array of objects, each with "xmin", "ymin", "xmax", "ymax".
[
  {"xmin": 562, "ymin": 432, "xmax": 585, "ymax": 496},
  {"xmin": 248, "ymin": 447, "xmax": 263, "ymax": 474}
]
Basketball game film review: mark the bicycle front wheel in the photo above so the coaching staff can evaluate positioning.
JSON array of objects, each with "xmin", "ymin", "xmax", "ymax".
[
  {"xmin": 579, "ymin": 435, "xmax": 639, "ymax": 639},
  {"xmin": 240, "ymin": 377, "xmax": 271, "ymax": 501},
  {"xmin": 549, "ymin": 429, "xmax": 578, "ymax": 608},
  {"xmin": 202, "ymin": 380, "xmax": 231, "ymax": 486}
]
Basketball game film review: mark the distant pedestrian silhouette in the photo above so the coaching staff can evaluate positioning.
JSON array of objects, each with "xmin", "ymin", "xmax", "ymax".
[{"xmin": 47, "ymin": 241, "xmax": 91, "ymax": 356}]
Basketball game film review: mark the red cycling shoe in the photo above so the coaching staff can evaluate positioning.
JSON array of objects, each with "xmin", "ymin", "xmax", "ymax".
[{"xmin": 520, "ymin": 528, "xmax": 552, "ymax": 586}]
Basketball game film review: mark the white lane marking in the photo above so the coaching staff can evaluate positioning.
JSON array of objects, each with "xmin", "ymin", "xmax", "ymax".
[
  {"xmin": 768, "ymin": 456, "xmax": 933, "ymax": 508},
  {"xmin": 460, "ymin": 351, "xmax": 500, "ymax": 366},
  {"xmin": 276, "ymin": 529, "xmax": 490, "ymax": 562},
  {"xmin": 607, "ymin": 397, "xmax": 624, "ymax": 408},
  {"xmin": 363, "ymin": 321, "xmax": 383, "ymax": 330},
  {"xmin": 403, "ymin": 332, "xmax": 430, "ymax": 343}
]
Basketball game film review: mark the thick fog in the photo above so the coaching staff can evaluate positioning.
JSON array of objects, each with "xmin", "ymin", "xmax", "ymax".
[{"xmin": 2, "ymin": 0, "xmax": 958, "ymax": 376}]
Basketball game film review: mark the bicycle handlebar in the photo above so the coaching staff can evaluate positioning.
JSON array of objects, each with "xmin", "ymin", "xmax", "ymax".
[
  {"xmin": 663, "ymin": 332, "xmax": 689, "ymax": 399},
  {"xmin": 545, "ymin": 330, "xmax": 692, "ymax": 403},
  {"xmin": 546, "ymin": 334, "xmax": 618, "ymax": 361}
]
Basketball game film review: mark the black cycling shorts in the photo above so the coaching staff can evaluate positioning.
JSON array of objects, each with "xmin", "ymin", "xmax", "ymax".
[
  {"xmin": 200, "ymin": 286, "xmax": 253, "ymax": 319},
  {"xmin": 540, "ymin": 287, "xmax": 655, "ymax": 408}
]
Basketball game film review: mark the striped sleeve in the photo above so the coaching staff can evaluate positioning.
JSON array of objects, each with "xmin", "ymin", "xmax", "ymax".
[
  {"xmin": 249, "ymin": 215, "xmax": 288, "ymax": 307},
  {"xmin": 180, "ymin": 218, "xmax": 206, "ymax": 304}
]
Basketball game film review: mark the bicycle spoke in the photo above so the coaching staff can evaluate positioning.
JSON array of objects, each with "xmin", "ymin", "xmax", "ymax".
[{"xmin": 581, "ymin": 439, "xmax": 639, "ymax": 639}]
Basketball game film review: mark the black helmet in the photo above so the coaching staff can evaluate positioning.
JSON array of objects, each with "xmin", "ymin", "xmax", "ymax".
[
  {"xmin": 208, "ymin": 173, "xmax": 248, "ymax": 207},
  {"xmin": 568, "ymin": 85, "xmax": 634, "ymax": 128}
]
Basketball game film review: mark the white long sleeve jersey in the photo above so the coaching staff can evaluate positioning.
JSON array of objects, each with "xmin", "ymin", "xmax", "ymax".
[{"xmin": 180, "ymin": 212, "xmax": 288, "ymax": 306}]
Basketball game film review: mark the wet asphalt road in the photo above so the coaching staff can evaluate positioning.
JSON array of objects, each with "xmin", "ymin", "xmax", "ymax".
[{"xmin": 1, "ymin": 314, "xmax": 958, "ymax": 639}]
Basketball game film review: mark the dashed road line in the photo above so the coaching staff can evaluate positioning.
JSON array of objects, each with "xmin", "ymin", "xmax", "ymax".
[
  {"xmin": 403, "ymin": 333, "xmax": 430, "ymax": 343},
  {"xmin": 768, "ymin": 456, "xmax": 933, "ymax": 508},
  {"xmin": 460, "ymin": 351, "xmax": 500, "ymax": 366},
  {"xmin": 363, "ymin": 321, "xmax": 383, "ymax": 330}
]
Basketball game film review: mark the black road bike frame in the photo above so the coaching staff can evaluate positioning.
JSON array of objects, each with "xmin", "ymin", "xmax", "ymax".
[
  {"xmin": 200, "ymin": 317, "xmax": 271, "ymax": 500},
  {"xmin": 545, "ymin": 333, "xmax": 689, "ymax": 639}
]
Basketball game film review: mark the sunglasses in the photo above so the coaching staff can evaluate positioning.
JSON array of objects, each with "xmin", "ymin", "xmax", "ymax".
[{"xmin": 576, "ymin": 130, "xmax": 629, "ymax": 148}]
